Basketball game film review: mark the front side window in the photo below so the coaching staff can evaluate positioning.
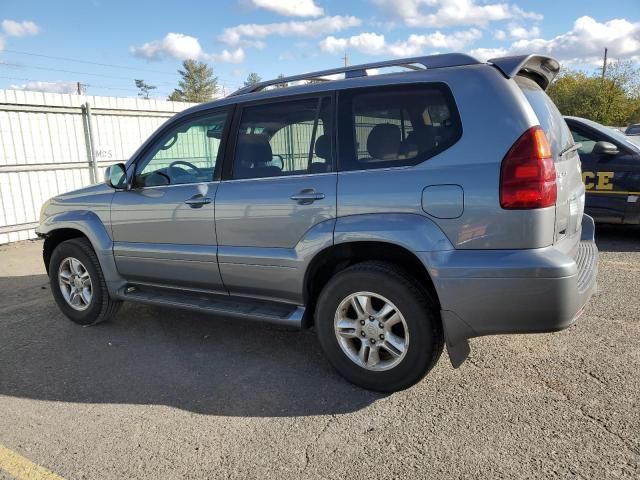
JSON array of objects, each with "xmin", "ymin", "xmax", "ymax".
[
  {"xmin": 232, "ymin": 96, "xmax": 333, "ymax": 180},
  {"xmin": 135, "ymin": 110, "xmax": 228, "ymax": 187},
  {"xmin": 569, "ymin": 127, "xmax": 597, "ymax": 155},
  {"xmin": 341, "ymin": 84, "xmax": 461, "ymax": 171}
]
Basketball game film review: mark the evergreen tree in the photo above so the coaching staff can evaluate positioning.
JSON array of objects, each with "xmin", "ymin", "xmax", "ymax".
[
  {"xmin": 244, "ymin": 72, "xmax": 262, "ymax": 87},
  {"xmin": 275, "ymin": 73, "xmax": 288, "ymax": 88},
  {"xmin": 168, "ymin": 59, "xmax": 218, "ymax": 103}
]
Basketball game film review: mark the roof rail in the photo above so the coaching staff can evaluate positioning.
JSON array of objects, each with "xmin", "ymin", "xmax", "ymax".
[
  {"xmin": 229, "ymin": 53, "xmax": 480, "ymax": 97},
  {"xmin": 488, "ymin": 54, "xmax": 560, "ymax": 90}
]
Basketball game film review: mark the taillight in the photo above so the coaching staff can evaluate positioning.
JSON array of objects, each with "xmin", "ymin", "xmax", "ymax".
[{"xmin": 500, "ymin": 126, "xmax": 557, "ymax": 209}]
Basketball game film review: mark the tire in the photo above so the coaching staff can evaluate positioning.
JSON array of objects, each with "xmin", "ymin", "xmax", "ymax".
[
  {"xmin": 48, "ymin": 237, "xmax": 122, "ymax": 326},
  {"xmin": 315, "ymin": 261, "xmax": 443, "ymax": 392}
]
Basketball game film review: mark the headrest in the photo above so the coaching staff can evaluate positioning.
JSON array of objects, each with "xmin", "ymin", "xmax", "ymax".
[
  {"xmin": 367, "ymin": 124, "xmax": 401, "ymax": 161},
  {"xmin": 236, "ymin": 135, "xmax": 273, "ymax": 167},
  {"xmin": 314, "ymin": 134, "xmax": 331, "ymax": 160}
]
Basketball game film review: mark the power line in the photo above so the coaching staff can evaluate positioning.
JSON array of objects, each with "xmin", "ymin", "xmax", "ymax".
[
  {"xmin": 0, "ymin": 61, "xmax": 176, "ymax": 85},
  {"xmin": 0, "ymin": 48, "xmax": 241, "ymax": 85},
  {"xmin": 1, "ymin": 48, "xmax": 178, "ymax": 76},
  {"xmin": 0, "ymin": 75, "xmax": 171, "ymax": 96},
  {"xmin": 0, "ymin": 74, "xmax": 236, "ymax": 98}
]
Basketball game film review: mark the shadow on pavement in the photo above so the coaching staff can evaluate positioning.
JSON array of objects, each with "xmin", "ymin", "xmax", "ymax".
[
  {"xmin": 595, "ymin": 224, "xmax": 640, "ymax": 253},
  {"xmin": 0, "ymin": 275, "xmax": 383, "ymax": 417}
]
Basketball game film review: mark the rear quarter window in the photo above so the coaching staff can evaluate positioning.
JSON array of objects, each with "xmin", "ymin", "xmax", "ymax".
[
  {"xmin": 338, "ymin": 83, "xmax": 462, "ymax": 171},
  {"xmin": 516, "ymin": 76, "xmax": 574, "ymax": 157}
]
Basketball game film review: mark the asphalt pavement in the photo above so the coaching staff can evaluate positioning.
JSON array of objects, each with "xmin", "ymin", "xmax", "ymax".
[{"xmin": 0, "ymin": 226, "xmax": 638, "ymax": 479}]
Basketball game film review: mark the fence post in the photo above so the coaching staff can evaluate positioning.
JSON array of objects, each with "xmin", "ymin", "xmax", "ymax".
[{"xmin": 82, "ymin": 102, "xmax": 99, "ymax": 183}]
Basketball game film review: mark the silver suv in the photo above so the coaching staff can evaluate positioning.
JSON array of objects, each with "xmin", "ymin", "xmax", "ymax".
[{"xmin": 37, "ymin": 53, "xmax": 598, "ymax": 392}]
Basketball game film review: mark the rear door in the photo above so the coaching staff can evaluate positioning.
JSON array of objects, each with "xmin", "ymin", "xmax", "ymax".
[
  {"xmin": 214, "ymin": 95, "xmax": 336, "ymax": 304},
  {"xmin": 516, "ymin": 76, "xmax": 584, "ymax": 242}
]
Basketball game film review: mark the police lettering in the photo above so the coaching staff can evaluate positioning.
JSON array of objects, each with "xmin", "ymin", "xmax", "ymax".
[{"xmin": 582, "ymin": 171, "xmax": 614, "ymax": 190}]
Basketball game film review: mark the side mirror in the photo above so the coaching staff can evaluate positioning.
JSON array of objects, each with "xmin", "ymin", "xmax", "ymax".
[
  {"xmin": 104, "ymin": 163, "xmax": 128, "ymax": 189},
  {"xmin": 592, "ymin": 141, "xmax": 619, "ymax": 156}
]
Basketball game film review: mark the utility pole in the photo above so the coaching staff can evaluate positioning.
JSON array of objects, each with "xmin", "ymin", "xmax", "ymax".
[
  {"xmin": 76, "ymin": 82, "xmax": 86, "ymax": 95},
  {"xmin": 602, "ymin": 47, "xmax": 608, "ymax": 79},
  {"xmin": 343, "ymin": 51, "xmax": 349, "ymax": 67}
]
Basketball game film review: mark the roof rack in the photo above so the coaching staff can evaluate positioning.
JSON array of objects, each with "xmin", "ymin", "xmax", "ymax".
[{"xmin": 229, "ymin": 53, "xmax": 480, "ymax": 97}]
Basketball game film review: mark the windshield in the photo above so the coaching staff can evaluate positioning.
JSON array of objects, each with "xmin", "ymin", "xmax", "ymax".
[{"xmin": 605, "ymin": 125, "xmax": 640, "ymax": 153}]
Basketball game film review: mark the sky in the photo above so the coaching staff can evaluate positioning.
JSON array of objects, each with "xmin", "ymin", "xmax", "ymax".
[{"xmin": 0, "ymin": 0, "xmax": 638, "ymax": 98}]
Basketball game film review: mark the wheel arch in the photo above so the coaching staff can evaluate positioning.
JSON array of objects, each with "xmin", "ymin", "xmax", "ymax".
[
  {"xmin": 304, "ymin": 240, "xmax": 441, "ymax": 325},
  {"xmin": 43, "ymin": 228, "xmax": 89, "ymax": 274},
  {"xmin": 38, "ymin": 210, "xmax": 126, "ymax": 296}
]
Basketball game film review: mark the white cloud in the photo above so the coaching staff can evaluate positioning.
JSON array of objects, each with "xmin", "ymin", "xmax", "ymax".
[
  {"xmin": 10, "ymin": 81, "xmax": 77, "ymax": 94},
  {"xmin": 320, "ymin": 29, "xmax": 482, "ymax": 57},
  {"xmin": 494, "ymin": 30, "xmax": 506, "ymax": 40},
  {"xmin": 251, "ymin": 0, "xmax": 324, "ymax": 17},
  {"xmin": 220, "ymin": 16, "xmax": 361, "ymax": 45},
  {"xmin": 210, "ymin": 48, "xmax": 246, "ymax": 63},
  {"xmin": 372, "ymin": 0, "xmax": 542, "ymax": 28},
  {"xmin": 494, "ymin": 16, "xmax": 640, "ymax": 64},
  {"xmin": 468, "ymin": 47, "xmax": 508, "ymax": 61},
  {"xmin": 508, "ymin": 24, "xmax": 540, "ymax": 39},
  {"xmin": 0, "ymin": 37, "xmax": 5, "ymax": 51},
  {"xmin": 130, "ymin": 33, "xmax": 245, "ymax": 63},
  {"xmin": 2, "ymin": 19, "xmax": 40, "ymax": 37}
]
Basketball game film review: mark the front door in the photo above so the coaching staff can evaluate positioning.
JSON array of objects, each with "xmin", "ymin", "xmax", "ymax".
[
  {"xmin": 569, "ymin": 122, "xmax": 637, "ymax": 223},
  {"xmin": 111, "ymin": 109, "xmax": 230, "ymax": 292},
  {"xmin": 215, "ymin": 95, "xmax": 336, "ymax": 304}
]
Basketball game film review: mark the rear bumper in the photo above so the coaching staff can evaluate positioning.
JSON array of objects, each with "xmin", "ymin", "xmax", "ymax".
[{"xmin": 420, "ymin": 214, "xmax": 598, "ymax": 366}]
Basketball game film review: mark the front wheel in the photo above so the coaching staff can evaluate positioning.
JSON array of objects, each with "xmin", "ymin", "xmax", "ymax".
[
  {"xmin": 315, "ymin": 261, "xmax": 443, "ymax": 392},
  {"xmin": 49, "ymin": 238, "xmax": 122, "ymax": 325}
]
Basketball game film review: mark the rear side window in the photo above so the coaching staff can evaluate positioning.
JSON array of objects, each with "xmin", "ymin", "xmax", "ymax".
[
  {"xmin": 516, "ymin": 76, "xmax": 574, "ymax": 157},
  {"xmin": 339, "ymin": 84, "xmax": 461, "ymax": 171},
  {"xmin": 232, "ymin": 96, "xmax": 333, "ymax": 180}
]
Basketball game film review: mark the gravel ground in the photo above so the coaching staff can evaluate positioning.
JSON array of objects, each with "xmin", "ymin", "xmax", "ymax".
[{"xmin": 0, "ymin": 226, "xmax": 638, "ymax": 479}]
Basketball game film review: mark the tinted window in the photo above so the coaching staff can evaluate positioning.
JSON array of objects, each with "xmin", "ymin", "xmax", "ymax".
[
  {"xmin": 569, "ymin": 127, "xmax": 597, "ymax": 155},
  {"xmin": 626, "ymin": 125, "xmax": 640, "ymax": 135},
  {"xmin": 135, "ymin": 111, "xmax": 227, "ymax": 187},
  {"xmin": 232, "ymin": 97, "xmax": 333, "ymax": 179},
  {"xmin": 341, "ymin": 85, "xmax": 461, "ymax": 171},
  {"xmin": 516, "ymin": 76, "xmax": 574, "ymax": 157}
]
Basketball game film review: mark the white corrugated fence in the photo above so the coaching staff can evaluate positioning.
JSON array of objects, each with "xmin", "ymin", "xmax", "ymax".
[{"xmin": 0, "ymin": 89, "xmax": 196, "ymax": 244}]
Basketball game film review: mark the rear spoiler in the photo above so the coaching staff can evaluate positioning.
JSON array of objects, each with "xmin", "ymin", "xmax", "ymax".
[{"xmin": 488, "ymin": 54, "xmax": 560, "ymax": 90}]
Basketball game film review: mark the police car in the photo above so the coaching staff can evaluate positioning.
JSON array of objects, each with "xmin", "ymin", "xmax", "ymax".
[{"xmin": 565, "ymin": 116, "xmax": 640, "ymax": 224}]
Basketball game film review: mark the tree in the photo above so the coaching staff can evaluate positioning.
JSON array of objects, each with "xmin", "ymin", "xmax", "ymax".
[
  {"xmin": 547, "ymin": 60, "xmax": 640, "ymax": 125},
  {"xmin": 168, "ymin": 59, "xmax": 218, "ymax": 103},
  {"xmin": 244, "ymin": 72, "xmax": 262, "ymax": 87},
  {"xmin": 275, "ymin": 73, "xmax": 288, "ymax": 88},
  {"xmin": 135, "ymin": 79, "xmax": 157, "ymax": 99}
]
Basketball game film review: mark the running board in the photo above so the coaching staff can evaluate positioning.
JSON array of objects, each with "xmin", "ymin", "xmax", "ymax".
[{"xmin": 123, "ymin": 285, "xmax": 305, "ymax": 328}]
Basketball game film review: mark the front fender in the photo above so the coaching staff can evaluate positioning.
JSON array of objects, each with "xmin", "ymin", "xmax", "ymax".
[{"xmin": 38, "ymin": 210, "xmax": 126, "ymax": 297}]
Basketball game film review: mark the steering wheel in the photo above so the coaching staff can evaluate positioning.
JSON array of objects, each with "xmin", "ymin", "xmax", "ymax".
[{"xmin": 168, "ymin": 160, "xmax": 202, "ymax": 180}]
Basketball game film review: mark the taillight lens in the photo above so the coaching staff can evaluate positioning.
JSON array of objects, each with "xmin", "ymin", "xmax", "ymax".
[{"xmin": 500, "ymin": 126, "xmax": 557, "ymax": 209}]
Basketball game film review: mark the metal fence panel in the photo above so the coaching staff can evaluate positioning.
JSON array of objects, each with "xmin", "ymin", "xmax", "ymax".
[{"xmin": 0, "ymin": 89, "xmax": 196, "ymax": 244}]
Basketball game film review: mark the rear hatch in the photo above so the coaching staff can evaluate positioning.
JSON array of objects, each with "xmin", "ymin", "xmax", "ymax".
[{"xmin": 515, "ymin": 75, "xmax": 585, "ymax": 249}]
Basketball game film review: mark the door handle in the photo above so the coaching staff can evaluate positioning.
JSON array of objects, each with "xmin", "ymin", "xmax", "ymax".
[
  {"xmin": 290, "ymin": 189, "xmax": 325, "ymax": 205},
  {"xmin": 184, "ymin": 195, "xmax": 212, "ymax": 208}
]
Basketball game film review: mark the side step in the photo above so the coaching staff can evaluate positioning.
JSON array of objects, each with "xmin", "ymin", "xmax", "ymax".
[{"xmin": 123, "ymin": 285, "xmax": 305, "ymax": 328}]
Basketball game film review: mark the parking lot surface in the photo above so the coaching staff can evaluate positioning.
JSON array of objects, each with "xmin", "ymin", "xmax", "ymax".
[{"xmin": 0, "ymin": 227, "xmax": 638, "ymax": 479}]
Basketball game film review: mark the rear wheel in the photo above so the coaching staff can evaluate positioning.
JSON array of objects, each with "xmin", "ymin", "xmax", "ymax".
[
  {"xmin": 315, "ymin": 261, "xmax": 443, "ymax": 392},
  {"xmin": 49, "ymin": 238, "xmax": 121, "ymax": 325}
]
